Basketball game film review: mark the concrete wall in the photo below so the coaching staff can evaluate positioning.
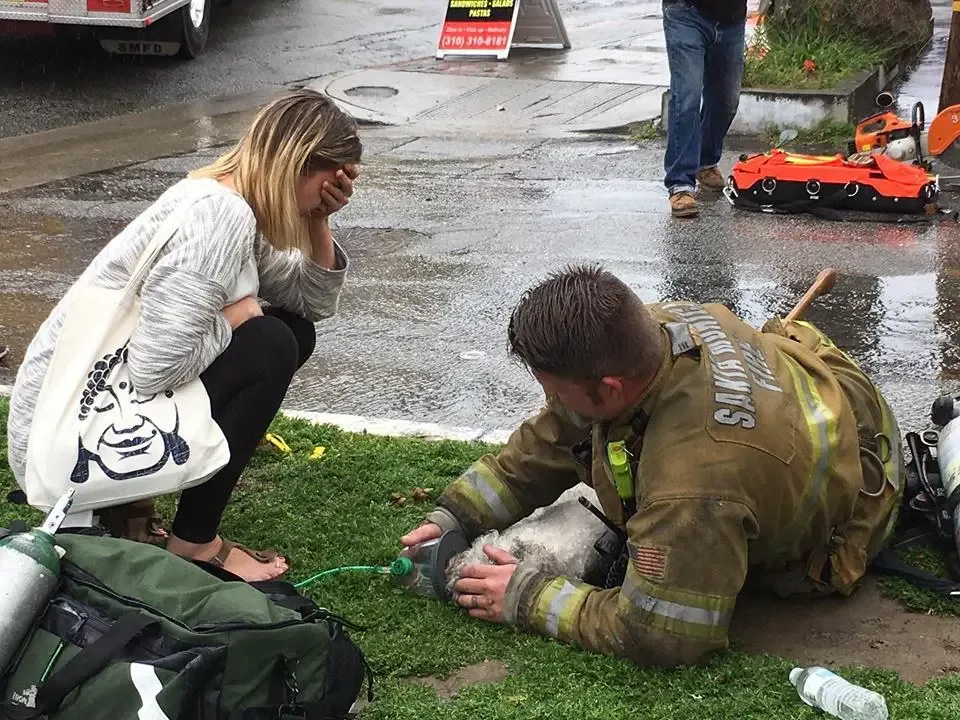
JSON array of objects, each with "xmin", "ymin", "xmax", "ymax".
[
  {"xmin": 660, "ymin": 65, "xmax": 896, "ymax": 135},
  {"xmin": 729, "ymin": 93, "xmax": 851, "ymax": 134}
]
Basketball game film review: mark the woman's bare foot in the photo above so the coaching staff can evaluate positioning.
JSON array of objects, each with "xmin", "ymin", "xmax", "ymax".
[{"xmin": 166, "ymin": 535, "xmax": 289, "ymax": 582}]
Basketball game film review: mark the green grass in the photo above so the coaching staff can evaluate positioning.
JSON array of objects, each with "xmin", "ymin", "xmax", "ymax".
[
  {"xmin": 743, "ymin": 22, "xmax": 892, "ymax": 91},
  {"xmin": 629, "ymin": 119, "xmax": 663, "ymax": 143},
  {"xmin": 762, "ymin": 118, "xmax": 855, "ymax": 153},
  {"xmin": 3, "ymin": 397, "xmax": 960, "ymax": 718}
]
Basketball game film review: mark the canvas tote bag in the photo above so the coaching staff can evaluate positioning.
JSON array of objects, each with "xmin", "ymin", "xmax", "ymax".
[{"xmin": 23, "ymin": 202, "xmax": 232, "ymax": 513}]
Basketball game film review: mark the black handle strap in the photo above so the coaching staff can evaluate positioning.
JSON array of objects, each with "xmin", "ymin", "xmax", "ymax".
[
  {"xmin": 870, "ymin": 547, "xmax": 960, "ymax": 598},
  {"xmin": 6, "ymin": 612, "xmax": 158, "ymax": 720},
  {"xmin": 1, "ymin": 520, "xmax": 29, "ymax": 538},
  {"xmin": 733, "ymin": 184, "xmax": 849, "ymax": 215}
]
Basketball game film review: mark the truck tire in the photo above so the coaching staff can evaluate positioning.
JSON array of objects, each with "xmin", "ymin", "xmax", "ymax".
[{"xmin": 178, "ymin": 0, "xmax": 212, "ymax": 59}]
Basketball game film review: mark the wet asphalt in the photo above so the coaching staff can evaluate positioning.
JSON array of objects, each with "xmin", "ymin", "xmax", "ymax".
[
  {"xmin": 895, "ymin": 0, "xmax": 953, "ymax": 116},
  {"xmin": 1, "ymin": 0, "xmax": 958, "ymax": 438},
  {"xmin": 0, "ymin": 0, "xmax": 441, "ymax": 138},
  {"xmin": 0, "ymin": 0, "xmax": 951, "ymax": 141},
  {"xmin": 1, "ymin": 129, "xmax": 959, "ymax": 438}
]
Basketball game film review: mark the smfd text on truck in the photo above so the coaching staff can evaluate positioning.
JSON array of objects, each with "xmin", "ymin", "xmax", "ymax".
[{"xmin": 0, "ymin": 0, "xmax": 226, "ymax": 59}]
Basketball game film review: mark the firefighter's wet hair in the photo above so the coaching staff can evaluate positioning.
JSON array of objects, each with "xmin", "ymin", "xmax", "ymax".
[
  {"xmin": 189, "ymin": 88, "xmax": 362, "ymax": 254},
  {"xmin": 507, "ymin": 263, "xmax": 663, "ymax": 380}
]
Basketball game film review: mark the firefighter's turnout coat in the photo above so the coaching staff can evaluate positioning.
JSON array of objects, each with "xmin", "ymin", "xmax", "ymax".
[{"xmin": 425, "ymin": 301, "xmax": 905, "ymax": 667}]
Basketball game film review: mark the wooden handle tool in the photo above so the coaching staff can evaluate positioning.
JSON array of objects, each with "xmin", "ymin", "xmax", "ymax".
[{"xmin": 785, "ymin": 268, "xmax": 837, "ymax": 323}]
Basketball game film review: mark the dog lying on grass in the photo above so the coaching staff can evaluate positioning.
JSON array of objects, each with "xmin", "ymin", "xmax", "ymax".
[{"xmin": 444, "ymin": 483, "xmax": 611, "ymax": 596}]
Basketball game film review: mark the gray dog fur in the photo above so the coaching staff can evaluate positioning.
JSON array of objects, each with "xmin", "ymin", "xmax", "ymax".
[{"xmin": 444, "ymin": 484, "xmax": 609, "ymax": 596}]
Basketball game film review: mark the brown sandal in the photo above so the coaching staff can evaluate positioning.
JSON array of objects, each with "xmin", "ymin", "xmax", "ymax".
[
  {"xmin": 210, "ymin": 538, "xmax": 288, "ymax": 572},
  {"xmin": 98, "ymin": 498, "xmax": 169, "ymax": 546}
]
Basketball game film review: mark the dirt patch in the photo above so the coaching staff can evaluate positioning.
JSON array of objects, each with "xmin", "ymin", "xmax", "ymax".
[
  {"xmin": 731, "ymin": 576, "xmax": 960, "ymax": 685},
  {"xmin": 407, "ymin": 660, "xmax": 509, "ymax": 699}
]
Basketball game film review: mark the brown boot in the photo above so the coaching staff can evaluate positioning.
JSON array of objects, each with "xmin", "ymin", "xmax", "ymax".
[
  {"xmin": 696, "ymin": 166, "xmax": 726, "ymax": 191},
  {"xmin": 669, "ymin": 191, "xmax": 700, "ymax": 218}
]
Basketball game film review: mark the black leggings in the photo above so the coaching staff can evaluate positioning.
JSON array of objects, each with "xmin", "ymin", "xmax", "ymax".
[{"xmin": 170, "ymin": 306, "xmax": 316, "ymax": 544}]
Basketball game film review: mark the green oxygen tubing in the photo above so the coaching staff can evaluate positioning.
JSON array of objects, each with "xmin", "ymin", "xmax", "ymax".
[{"xmin": 294, "ymin": 557, "xmax": 413, "ymax": 590}]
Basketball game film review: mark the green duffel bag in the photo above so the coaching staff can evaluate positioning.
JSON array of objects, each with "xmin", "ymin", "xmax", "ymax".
[{"xmin": 0, "ymin": 529, "xmax": 372, "ymax": 720}]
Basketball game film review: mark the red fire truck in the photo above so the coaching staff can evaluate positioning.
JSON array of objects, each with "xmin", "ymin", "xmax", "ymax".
[{"xmin": 0, "ymin": 0, "xmax": 216, "ymax": 59}]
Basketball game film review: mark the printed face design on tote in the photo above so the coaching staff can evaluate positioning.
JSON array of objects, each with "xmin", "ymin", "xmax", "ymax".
[{"xmin": 70, "ymin": 345, "xmax": 191, "ymax": 483}]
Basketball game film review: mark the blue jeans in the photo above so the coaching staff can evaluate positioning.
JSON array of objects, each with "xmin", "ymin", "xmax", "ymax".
[{"xmin": 662, "ymin": 0, "xmax": 745, "ymax": 195}]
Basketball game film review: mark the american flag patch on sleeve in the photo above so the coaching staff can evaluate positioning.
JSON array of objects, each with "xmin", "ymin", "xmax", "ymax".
[{"xmin": 628, "ymin": 543, "xmax": 668, "ymax": 581}]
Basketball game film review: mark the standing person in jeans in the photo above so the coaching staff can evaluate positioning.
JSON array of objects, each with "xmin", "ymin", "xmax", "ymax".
[
  {"xmin": 663, "ymin": 0, "xmax": 747, "ymax": 218},
  {"xmin": 6, "ymin": 88, "xmax": 361, "ymax": 582}
]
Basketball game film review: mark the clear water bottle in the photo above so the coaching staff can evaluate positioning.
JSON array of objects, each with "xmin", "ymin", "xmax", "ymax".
[{"xmin": 789, "ymin": 666, "xmax": 889, "ymax": 720}]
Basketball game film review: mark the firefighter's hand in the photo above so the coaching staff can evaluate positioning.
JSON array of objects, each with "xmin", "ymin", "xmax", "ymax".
[
  {"xmin": 453, "ymin": 546, "xmax": 518, "ymax": 624},
  {"xmin": 400, "ymin": 522, "xmax": 442, "ymax": 547},
  {"xmin": 316, "ymin": 164, "xmax": 359, "ymax": 217}
]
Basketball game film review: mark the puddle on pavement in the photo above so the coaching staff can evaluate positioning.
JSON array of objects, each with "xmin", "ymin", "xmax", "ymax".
[
  {"xmin": 336, "ymin": 226, "xmax": 430, "ymax": 258},
  {"xmin": 5, "ymin": 141, "xmax": 960, "ymax": 439},
  {"xmin": 281, "ymin": 249, "xmax": 540, "ymax": 426},
  {"xmin": 0, "ymin": 292, "xmax": 59, "ymax": 378},
  {"xmin": 0, "ymin": 204, "xmax": 111, "ymax": 383},
  {"xmin": 0, "ymin": 211, "xmax": 102, "ymax": 275}
]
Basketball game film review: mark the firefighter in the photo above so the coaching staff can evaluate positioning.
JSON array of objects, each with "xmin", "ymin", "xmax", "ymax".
[{"xmin": 400, "ymin": 264, "xmax": 905, "ymax": 668}]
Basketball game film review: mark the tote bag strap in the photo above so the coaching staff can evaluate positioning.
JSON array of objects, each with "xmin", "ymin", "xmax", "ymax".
[{"xmin": 124, "ymin": 200, "xmax": 199, "ymax": 298}]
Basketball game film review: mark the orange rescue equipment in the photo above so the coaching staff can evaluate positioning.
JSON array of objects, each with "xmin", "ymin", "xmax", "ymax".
[{"xmin": 725, "ymin": 149, "xmax": 939, "ymax": 215}]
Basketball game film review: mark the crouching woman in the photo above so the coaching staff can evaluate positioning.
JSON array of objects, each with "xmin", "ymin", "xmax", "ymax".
[{"xmin": 6, "ymin": 89, "xmax": 361, "ymax": 582}]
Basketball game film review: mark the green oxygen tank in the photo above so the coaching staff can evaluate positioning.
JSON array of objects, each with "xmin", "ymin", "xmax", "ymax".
[{"xmin": 0, "ymin": 488, "xmax": 75, "ymax": 675}]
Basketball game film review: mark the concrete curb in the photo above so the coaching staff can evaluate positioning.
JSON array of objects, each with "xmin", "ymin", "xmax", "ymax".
[
  {"xmin": 0, "ymin": 385, "xmax": 512, "ymax": 445},
  {"xmin": 316, "ymin": 68, "xmax": 666, "ymax": 135},
  {"xmin": 662, "ymin": 65, "xmax": 898, "ymax": 136},
  {"xmin": 320, "ymin": 61, "xmax": 897, "ymax": 138}
]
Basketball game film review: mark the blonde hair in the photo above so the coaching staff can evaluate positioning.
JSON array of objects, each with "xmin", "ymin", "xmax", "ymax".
[{"xmin": 190, "ymin": 88, "xmax": 362, "ymax": 253}]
